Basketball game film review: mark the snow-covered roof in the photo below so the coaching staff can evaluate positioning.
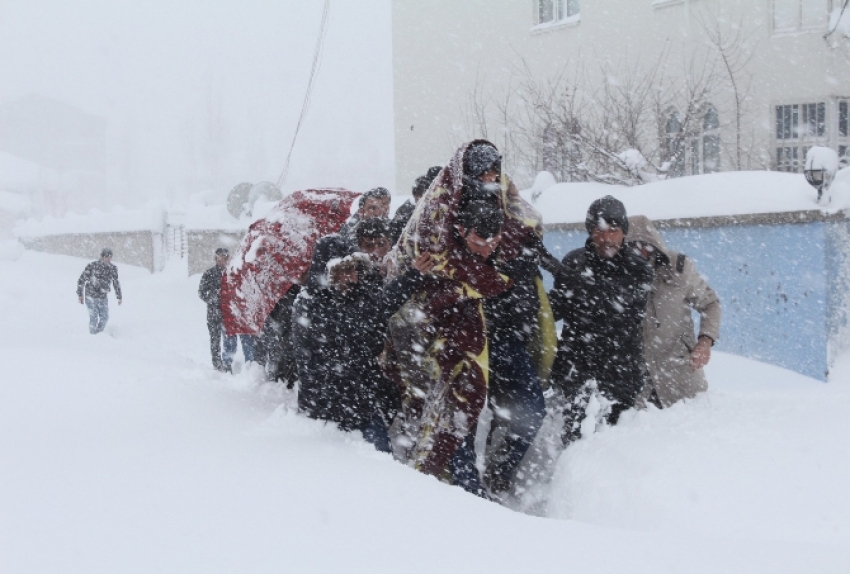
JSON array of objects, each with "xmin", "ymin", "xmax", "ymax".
[{"xmin": 522, "ymin": 171, "xmax": 842, "ymax": 226}]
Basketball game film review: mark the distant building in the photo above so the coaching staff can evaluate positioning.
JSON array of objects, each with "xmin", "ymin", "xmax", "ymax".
[
  {"xmin": 392, "ymin": 0, "xmax": 850, "ymax": 191},
  {"xmin": 0, "ymin": 93, "xmax": 106, "ymax": 172},
  {"xmin": 0, "ymin": 94, "xmax": 107, "ymax": 214}
]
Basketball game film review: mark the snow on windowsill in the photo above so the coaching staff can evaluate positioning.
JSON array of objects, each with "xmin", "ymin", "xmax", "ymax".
[
  {"xmin": 530, "ymin": 14, "xmax": 580, "ymax": 34},
  {"xmin": 651, "ymin": 0, "xmax": 684, "ymax": 8},
  {"xmin": 770, "ymin": 25, "xmax": 828, "ymax": 38}
]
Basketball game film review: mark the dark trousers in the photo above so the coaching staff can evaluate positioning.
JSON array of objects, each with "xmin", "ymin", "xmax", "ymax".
[
  {"xmin": 207, "ymin": 318, "xmax": 227, "ymax": 369},
  {"xmin": 85, "ymin": 296, "xmax": 109, "ymax": 334},
  {"xmin": 484, "ymin": 333, "xmax": 546, "ymax": 491},
  {"xmin": 362, "ymin": 414, "xmax": 392, "ymax": 454},
  {"xmin": 560, "ymin": 382, "xmax": 632, "ymax": 446},
  {"xmin": 449, "ymin": 434, "xmax": 484, "ymax": 495},
  {"xmin": 449, "ymin": 332, "xmax": 546, "ymax": 495},
  {"xmin": 208, "ymin": 318, "xmax": 255, "ymax": 369}
]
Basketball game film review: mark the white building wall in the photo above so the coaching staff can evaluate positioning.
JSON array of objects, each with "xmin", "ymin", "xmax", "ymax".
[{"xmin": 392, "ymin": 0, "xmax": 850, "ymax": 192}]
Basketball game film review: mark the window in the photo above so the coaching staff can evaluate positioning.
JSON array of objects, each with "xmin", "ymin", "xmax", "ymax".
[
  {"xmin": 774, "ymin": 101, "xmax": 829, "ymax": 172},
  {"xmin": 666, "ymin": 106, "xmax": 721, "ymax": 177},
  {"xmin": 537, "ymin": 0, "xmax": 580, "ymax": 25},
  {"xmin": 801, "ymin": 102, "xmax": 826, "ymax": 137},
  {"xmin": 777, "ymin": 146, "xmax": 802, "ymax": 172},
  {"xmin": 666, "ymin": 111, "xmax": 685, "ymax": 177},
  {"xmin": 701, "ymin": 106, "xmax": 721, "ymax": 174},
  {"xmin": 773, "ymin": 0, "xmax": 831, "ymax": 34}
]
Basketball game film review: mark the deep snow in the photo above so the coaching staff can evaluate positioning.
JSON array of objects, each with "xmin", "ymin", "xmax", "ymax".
[
  {"xmin": 522, "ymin": 170, "xmax": 848, "ymax": 224},
  {"xmin": 1, "ymin": 251, "xmax": 849, "ymax": 573}
]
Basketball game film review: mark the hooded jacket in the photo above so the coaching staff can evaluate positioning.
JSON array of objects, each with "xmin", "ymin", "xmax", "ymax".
[{"xmin": 626, "ymin": 216, "xmax": 721, "ymax": 407}]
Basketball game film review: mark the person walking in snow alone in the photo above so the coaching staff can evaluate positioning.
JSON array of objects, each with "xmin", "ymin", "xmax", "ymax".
[
  {"xmin": 548, "ymin": 196, "xmax": 653, "ymax": 446},
  {"xmin": 625, "ymin": 215, "xmax": 721, "ymax": 408},
  {"xmin": 76, "ymin": 248, "xmax": 122, "ymax": 334},
  {"xmin": 199, "ymin": 248, "xmax": 255, "ymax": 372}
]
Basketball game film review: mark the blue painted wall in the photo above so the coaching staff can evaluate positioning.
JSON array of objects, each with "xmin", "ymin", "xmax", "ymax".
[{"xmin": 542, "ymin": 222, "xmax": 835, "ymax": 381}]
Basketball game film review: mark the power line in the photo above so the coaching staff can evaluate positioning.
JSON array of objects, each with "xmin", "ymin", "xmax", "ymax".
[
  {"xmin": 825, "ymin": 0, "xmax": 849, "ymax": 39},
  {"xmin": 277, "ymin": 0, "xmax": 331, "ymax": 189}
]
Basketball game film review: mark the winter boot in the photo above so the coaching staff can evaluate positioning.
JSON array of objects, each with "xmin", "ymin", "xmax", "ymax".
[{"xmin": 483, "ymin": 436, "xmax": 528, "ymax": 495}]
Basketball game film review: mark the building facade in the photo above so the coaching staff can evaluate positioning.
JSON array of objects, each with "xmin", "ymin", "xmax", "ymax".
[{"xmin": 392, "ymin": 0, "xmax": 850, "ymax": 192}]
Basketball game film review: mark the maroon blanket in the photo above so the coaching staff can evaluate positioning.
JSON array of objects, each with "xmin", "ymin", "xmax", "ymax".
[{"xmin": 388, "ymin": 140, "xmax": 544, "ymax": 478}]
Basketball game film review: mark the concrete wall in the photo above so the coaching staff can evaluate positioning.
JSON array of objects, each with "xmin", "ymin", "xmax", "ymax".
[
  {"xmin": 392, "ymin": 0, "xmax": 850, "ymax": 193},
  {"xmin": 187, "ymin": 230, "xmax": 245, "ymax": 276},
  {"xmin": 20, "ymin": 231, "xmax": 162, "ymax": 272},
  {"xmin": 540, "ymin": 210, "xmax": 849, "ymax": 381}
]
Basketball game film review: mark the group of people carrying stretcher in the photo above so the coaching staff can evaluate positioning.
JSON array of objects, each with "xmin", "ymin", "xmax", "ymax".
[{"xmin": 230, "ymin": 139, "xmax": 722, "ymax": 501}]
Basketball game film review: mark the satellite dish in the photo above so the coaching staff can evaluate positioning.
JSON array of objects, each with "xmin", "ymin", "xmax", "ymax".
[{"xmin": 226, "ymin": 182, "xmax": 253, "ymax": 219}]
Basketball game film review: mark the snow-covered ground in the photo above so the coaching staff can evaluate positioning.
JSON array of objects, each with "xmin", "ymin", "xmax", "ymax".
[{"xmin": 2, "ymin": 251, "xmax": 849, "ymax": 573}]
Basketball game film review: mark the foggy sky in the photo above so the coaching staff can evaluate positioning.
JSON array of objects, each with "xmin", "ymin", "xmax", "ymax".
[{"xmin": 0, "ymin": 0, "xmax": 394, "ymax": 212}]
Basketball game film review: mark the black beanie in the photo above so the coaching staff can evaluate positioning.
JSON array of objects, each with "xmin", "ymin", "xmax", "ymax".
[
  {"xmin": 585, "ymin": 195, "xmax": 629, "ymax": 234},
  {"xmin": 464, "ymin": 143, "xmax": 502, "ymax": 178}
]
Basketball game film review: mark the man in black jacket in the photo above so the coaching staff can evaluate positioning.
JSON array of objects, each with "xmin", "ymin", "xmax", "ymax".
[
  {"xmin": 479, "ymin": 233, "xmax": 547, "ymax": 495},
  {"xmin": 292, "ymin": 223, "xmax": 426, "ymax": 452},
  {"xmin": 548, "ymin": 196, "xmax": 653, "ymax": 445},
  {"xmin": 254, "ymin": 284, "xmax": 302, "ymax": 386},
  {"xmin": 77, "ymin": 248, "xmax": 122, "ymax": 334},
  {"xmin": 198, "ymin": 247, "xmax": 246, "ymax": 372}
]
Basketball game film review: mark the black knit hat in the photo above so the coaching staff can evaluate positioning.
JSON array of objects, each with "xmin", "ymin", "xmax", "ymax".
[
  {"xmin": 464, "ymin": 143, "xmax": 502, "ymax": 178},
  {"xmin": 101, "ymin": 248, "xmax": 113, "ymax": 257},
  {"xmin": 215, "ymin": 247, "xmax": 230, "ymax": 257},
  {"xmin": 585, "ymin": 195, "xmax": 629, "ymax": 234}
]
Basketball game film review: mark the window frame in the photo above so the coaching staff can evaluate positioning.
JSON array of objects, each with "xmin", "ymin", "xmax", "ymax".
[
  {"xmin": 665, "ymin": 106, "xmax": 722, "ymax": 177},
  {"xmin": 771, "ymin": 0, "xmax": 834, "ymax": 36},
  {"xmin": 773, "ymin": 99, "xmax": 832, "ymax": 172},
  {"xmin": 532, "ymin": 0, "xmax": 580, "ymax": 32},
  {"xmin": 700, "ymin": 106, "xmax": 722, "ymax": 174}
]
